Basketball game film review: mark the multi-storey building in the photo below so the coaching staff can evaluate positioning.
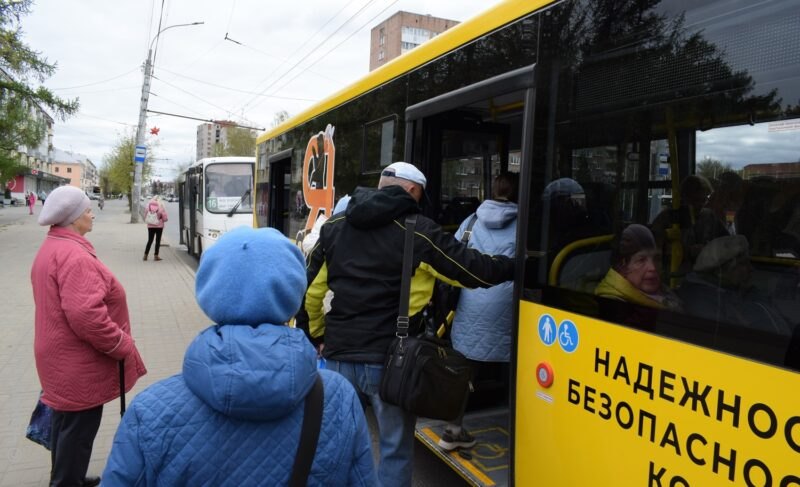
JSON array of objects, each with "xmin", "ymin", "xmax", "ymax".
[
  {"xmin": 51, "ymin": 149, "xmax": 98, "ymax": 194},
  {"xmin": 196, "ymin": 121, "xmax": 236, "ymax": 160},
  {"xmin": 369, "ymin": 11, "xmax": 459, "ymax": 71}
]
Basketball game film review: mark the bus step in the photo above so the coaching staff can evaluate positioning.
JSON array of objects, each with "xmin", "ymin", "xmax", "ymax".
[{"xmin": 415, "ymin": 407, "xmax": 509, "ymax": 487}]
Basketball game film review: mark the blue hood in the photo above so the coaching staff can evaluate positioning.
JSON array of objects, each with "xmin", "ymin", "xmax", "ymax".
[
  {"xmin": 183, "ymin": 324, "xmax": 318, "ymax": 421},
  {"xmin": 476, "ymin": 199, "xmax": 518, "ymax": 229}
]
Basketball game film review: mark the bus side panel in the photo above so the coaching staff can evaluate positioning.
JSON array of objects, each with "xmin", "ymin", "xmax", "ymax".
[{"xmin": 516, "ymin": 301, "xmax": 798, "ymax": 485}]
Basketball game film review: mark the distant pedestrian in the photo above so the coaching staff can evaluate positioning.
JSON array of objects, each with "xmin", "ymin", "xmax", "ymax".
[
  {"xmin": 143, "ymin": 197, "xmax": 168, "ymax": 261},
  {"xmin": 31, "ymin": 185, "xmax": 147, "ymax": 487},
  {"xmin": 28, "ymin": 191, "xmax": 36, "ymax": 214},
  {"xmin": 103, "ymin": 227, "xmax": 376, "ymax": 486}
]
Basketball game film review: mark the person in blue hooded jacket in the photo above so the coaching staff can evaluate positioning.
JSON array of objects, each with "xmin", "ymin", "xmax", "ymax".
[
  {"xmin": 102, "ymin": 227, "xmax": 376, "ymax": 486},
  {"xmin": 439, "ymin": 173, "xmax": 518, "ymax": 452}
]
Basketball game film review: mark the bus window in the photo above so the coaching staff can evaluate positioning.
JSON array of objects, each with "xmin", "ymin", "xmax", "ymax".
[{"xmin": 205, "ymin": 163, "xmax": 253, "ymax": 213}]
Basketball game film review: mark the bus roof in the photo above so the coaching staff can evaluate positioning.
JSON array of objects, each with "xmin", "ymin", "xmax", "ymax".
[{"xmin": 257, "ymin": 0, "xmax": 552, "ymax": 143}]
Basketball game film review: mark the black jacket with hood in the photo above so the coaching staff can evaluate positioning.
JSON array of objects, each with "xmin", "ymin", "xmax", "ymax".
[{"xmin": 303, "ymin": 185, "xmax": 515, "ymax": 363}]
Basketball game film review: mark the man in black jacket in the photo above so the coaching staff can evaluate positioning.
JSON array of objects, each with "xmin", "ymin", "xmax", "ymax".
[{"xmin": 303, "ymin": 162, "xmax": 514, "ymax": 487}]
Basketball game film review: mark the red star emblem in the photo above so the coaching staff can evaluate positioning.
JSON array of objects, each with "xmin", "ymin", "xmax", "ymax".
[{"xmin": 150, "ymin": 127, "xmax": 160, "ymax": 135}]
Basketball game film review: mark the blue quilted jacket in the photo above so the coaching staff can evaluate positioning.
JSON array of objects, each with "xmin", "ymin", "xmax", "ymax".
[
  {"xmin": 451, "ymin": 200, "xmax": 517, "ymax": 362},
  {"xmin": 102, "ymin": 324, "xmax": 376, "ymax": 486}
]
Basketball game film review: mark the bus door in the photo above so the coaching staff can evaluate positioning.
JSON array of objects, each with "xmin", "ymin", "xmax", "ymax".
[
  {"xmin": 187, "ymin": 166, "xmax": 201, "ymax": 257},
  {"xmin": 423, "ymin": 117, "xmax": 510, "ymax": 232},
  {"xmin": 404, "ymin": 65, "xmax": 535, "ymax": 487},
  {"xmin": 267, "ymin": 150, "xmax": 292, "ymax": 235}
]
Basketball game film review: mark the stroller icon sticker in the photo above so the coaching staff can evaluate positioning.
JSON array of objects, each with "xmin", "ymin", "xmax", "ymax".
[{"xmin": 557, "ymin": 320, "xmax": 579, "ymax": 353}]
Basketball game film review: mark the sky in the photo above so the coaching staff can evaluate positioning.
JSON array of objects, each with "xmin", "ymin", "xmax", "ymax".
[
  {"xmin": 20, "ymin": 0, "xmax": 800, "ymax": 181},
  {"xmin": 22, "ymin": 0, "xmax": 493, "ymax": 180}
]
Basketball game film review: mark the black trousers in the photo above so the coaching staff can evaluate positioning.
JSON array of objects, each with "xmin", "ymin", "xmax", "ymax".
[
  {"xmin": 145, "ymin": 227, "xmax": 163, "ymax": 255},
  {"xmin": 50, "ymin": 405, "xmax": 103, "ymax": 486}
]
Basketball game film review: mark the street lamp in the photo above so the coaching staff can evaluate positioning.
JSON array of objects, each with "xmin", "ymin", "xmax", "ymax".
[{"xmin": 132, "ymin": 21, "xmax": 203, "ymax": 223}]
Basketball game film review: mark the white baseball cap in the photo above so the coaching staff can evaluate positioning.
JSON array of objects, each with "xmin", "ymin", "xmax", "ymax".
[{"xmin": 381, "ymin": 162, "xmax": 427, "ymax": 189}]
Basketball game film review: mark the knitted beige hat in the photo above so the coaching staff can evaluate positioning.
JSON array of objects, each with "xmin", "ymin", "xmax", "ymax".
[{"xmin": 38, "ymin": 186, "xmax": 90, "ymax": 227}]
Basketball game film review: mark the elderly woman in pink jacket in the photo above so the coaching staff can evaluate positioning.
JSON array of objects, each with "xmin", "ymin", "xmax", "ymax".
[
  {"xmin": 143, "ymin": 196, "xmax": 168, "ymax": 261},
  {"xmin": 31, "ymin": 185, "xmax": 147, "ymax": 487}
]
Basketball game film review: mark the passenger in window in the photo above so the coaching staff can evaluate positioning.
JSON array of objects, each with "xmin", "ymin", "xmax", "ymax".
[
  {"xmin": 651, "ymin": 175, "xmax": 713, "ymax": 272},
  {"xmin": 695, "ymin": 171, "xmax": 744, "ymax": 244},
  {"xmin": 595, "ymin": 224, "xmax": 682, "ymax": 310},
  {"xmin": 534, "ymin": 178, "xmax": 594, "ymax": 254},
  {"xmin": 439, "ymin": 173, "xmax": 518, "ymax": 452},
  {"xmin": 677, "ymin": 235, "xmax": 791, "ymax": 335}
]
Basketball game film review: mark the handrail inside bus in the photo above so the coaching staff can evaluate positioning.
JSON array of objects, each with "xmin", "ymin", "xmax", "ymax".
[{"xmin": 548, "ymin": 234, "xmax": 615, "ymax": 286}]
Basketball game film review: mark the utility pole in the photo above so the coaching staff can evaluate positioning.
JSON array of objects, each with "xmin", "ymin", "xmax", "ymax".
[
  {"xmin": 131, "ymin": 50, "xmax": 153, "ymax": 223},
  {"xmin": 131, "ymin": 21, "xmax": 203, "ymax": 223}
]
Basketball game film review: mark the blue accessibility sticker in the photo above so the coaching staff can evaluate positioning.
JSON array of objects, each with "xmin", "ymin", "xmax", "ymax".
[
  {"xmin": 538, "ymin": 314, "xmax": 557, "ymax": 346},
  {"xmin": 557, "ymin": 320, "xmax": 579, "ymax": 353}
]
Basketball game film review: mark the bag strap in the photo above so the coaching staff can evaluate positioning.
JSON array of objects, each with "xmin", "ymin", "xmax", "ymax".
[
  {"xmin": 396, "ymin": 214, "xmax": 417, "ymax": 338},
  {"xmin": 289, "ymin": 375, "xmax": 324, "ymax": 487},
  {"xmin": 461, "ymin": 214, "xmax": 478, "ymax": 244},
  {"xmin": 119, "ymin": 360, "xmax": 126, "ymax": 417}
]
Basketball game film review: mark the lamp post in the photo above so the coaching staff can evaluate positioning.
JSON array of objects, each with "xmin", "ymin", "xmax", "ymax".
[{"xmin": 132, "ymin": 21, "xmax": 203, "ymax": 223}]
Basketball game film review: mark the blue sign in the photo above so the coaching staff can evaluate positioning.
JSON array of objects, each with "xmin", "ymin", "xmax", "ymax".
[
  {"xmin": 134, "ymin": 145, "xmax": 146, "ymax": 163},
  {"xmin": 538, "ymin": 314, "xmax": 556, "ymax": 346},
  {"xmin": 557, "ymin": 320, "xmax": 579, "ymax": 353},
  {"xmin": 658, "ymin": 167, "xmax": 669, "ymax": 176}
]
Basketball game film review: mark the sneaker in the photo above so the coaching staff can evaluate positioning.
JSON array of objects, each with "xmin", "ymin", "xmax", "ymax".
[{"xmin": 438, "ymin": 428, "xmax": 476, "ymax": 451}]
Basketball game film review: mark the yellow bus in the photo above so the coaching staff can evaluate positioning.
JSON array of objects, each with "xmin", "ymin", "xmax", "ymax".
[{"xmin": 255, "ymin": 0, "xmax": 800, "ymax": 484}]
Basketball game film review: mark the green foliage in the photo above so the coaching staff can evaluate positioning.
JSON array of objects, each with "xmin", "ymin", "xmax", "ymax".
[
  {"xmin": 697, "ymin": 158, "xmax": 734, "ymax": 181},
  {"xmin": 101, "ymin": 131, "xmax": 153, "ymax": 210},
  {"xmin": 0, "ymin": 0, "xmax": 78, "ymax": 182},
  {"xmin": 212, "ymin": 126, "xmax": 256, "ymax": 157}
]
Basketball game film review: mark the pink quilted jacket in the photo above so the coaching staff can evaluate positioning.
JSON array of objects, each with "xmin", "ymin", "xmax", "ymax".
[{"xmin": 31, "ymin": 226, "xmax": 147, "ymax": 411}]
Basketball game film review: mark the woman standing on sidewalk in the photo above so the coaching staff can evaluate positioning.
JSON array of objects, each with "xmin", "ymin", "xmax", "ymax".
[
  {"xmin": 31, "ymin": 185, "xmax": 147, "ymax": 487},
  {"xmin": 143, "ymin": 196, "xmax": 168, "ymax": 261}
]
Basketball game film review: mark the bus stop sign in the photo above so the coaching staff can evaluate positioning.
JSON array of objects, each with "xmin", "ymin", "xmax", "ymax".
[{"xmin": 134, "ymin": 145, "xmax": 146, "ymax": 163}]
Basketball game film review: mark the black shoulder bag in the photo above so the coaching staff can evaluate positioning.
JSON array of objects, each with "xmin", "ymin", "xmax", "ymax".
[
  {"xmin": 379, "ymin": 215, "xmax": 472, "ymax": 421},
  {"xmin": 289, "ymin": 375, "xmax": 324, "ymax": 487}
]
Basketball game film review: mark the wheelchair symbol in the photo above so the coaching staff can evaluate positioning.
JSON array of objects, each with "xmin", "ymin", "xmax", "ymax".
[{"xmin": 557, "ymin": 320, "xmax": 579, "ymax": 353}]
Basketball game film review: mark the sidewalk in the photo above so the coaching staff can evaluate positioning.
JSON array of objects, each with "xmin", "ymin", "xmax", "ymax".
[{"xmin": 0, "ymin": 199, "xmax": 208, "ymax": 485}]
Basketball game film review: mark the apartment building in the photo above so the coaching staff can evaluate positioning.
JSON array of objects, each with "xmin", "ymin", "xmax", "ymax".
[
  {"xmin": 51, "ymin": 149, "xmax": 98, "ymax": 193},
  {"xmin": 369, "ymin": 11, "xmax": 459, "ymax": 71},
  {"xmin": 196, "ymin": 121, "xmax": 236, "ymax": 160}
]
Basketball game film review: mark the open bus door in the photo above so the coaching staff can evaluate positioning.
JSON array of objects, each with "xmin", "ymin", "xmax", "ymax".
[
  {"xmin": 267, "ymin": 150, "xmax": 292, "ymax": 235},
  {"xmin": 404, "ymin": 66, "xmax": 535, "ymax": 487}
]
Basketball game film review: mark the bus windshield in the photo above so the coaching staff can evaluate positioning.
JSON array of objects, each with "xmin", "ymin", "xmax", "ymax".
[{"xmin": 205, "ymin": 163, "xmax": 253, "ymax": 213}]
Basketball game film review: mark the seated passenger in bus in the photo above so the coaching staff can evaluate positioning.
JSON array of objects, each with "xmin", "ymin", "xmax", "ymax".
[
  {"xmin": 651, "ymin": 175, "xmax": 713, "ymax": 273},
  {"xmin": 677, "ymin": 235, "xmax": 791, "ymax": 336},
  {"xmin": 439, "ymin": 173, "xmax": 518, "ymax": 452},
  {"xmin": 695, "ymin": 171, "xmax": 744, "ymax": 244},
  {"xmin": 595, "ymin": 224, "xmax": 682, "ymax": 310},
  {"xmin": 532, "ymin": 178, "xmax": 596, "ymax": 256}
]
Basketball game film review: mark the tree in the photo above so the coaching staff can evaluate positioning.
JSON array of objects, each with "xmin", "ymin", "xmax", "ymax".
[
  {"xmin": 221, "ymin": 126, "xmax": 256, "ymax": 157},
  {"xmin": 0, "ymin": 0, "xmax": 78, "ymax": 182},
  {"xmin": 101, "ymin": 131, "xmax": 153, "ymax": 212},
  {"xmin": 697, "ymin": 158, "xmax": 734, "ymax": 181}
]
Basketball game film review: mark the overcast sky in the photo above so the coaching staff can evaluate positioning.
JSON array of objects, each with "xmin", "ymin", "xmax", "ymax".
[
  {"xmin": 23, "ymin": 0, "xmax": 492, "ymax": 179},
  {"xmin": 21, "ymin": 0, "xmax": 800, "ymax": 181}
]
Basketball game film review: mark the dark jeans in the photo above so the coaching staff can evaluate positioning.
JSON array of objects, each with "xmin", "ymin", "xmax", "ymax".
[
  {"xmin": 50, "ymin": 405, "xmax": 103, "ymax": 486},
  {"xmin": 145, "ymin": 227, "xmax": 163, "ymax": 256}
]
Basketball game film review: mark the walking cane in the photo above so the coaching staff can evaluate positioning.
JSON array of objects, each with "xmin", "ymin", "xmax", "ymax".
[{"xmin": 119, "ymin": 360, "xmax": 126, "ymax": 417}]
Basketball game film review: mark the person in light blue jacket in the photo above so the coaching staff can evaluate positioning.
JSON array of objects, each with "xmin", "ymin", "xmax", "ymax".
[
  {"xmin": 439, "ymin": 173, "xmax": 518, "ymax": 452},
  {"xmin": 102, "ymin": 226, "xmax": 376, "ymax": 486}
]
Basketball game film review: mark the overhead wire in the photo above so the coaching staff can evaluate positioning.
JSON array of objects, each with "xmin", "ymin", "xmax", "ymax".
[
  {"xmin": 150, "ymin": 74, "xmax": 262, "ymax": 127},
  {"xmin": 255, "ymin": 0, "xmax": 400, "ymax": 112},
  {"xmin": 51, "ymin": 68, "xmax": 140, "ymax": 91},
  {"xmin": 236, "ymin": 0, "xmax": 375, "ymax": 113},
  {"xmin": 154, "ymin": 66, "xmax": 318, "ymax": 101}
]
